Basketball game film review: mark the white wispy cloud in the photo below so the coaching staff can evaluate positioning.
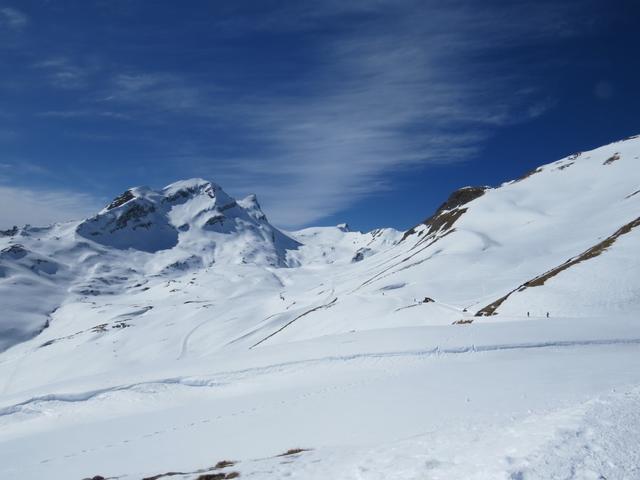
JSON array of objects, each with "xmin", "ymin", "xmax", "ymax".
[
  {"xmin": 25, "ymin": 0, "xmax": 595, "ymax": 227},
  {"xmin": 33, "ymin": 57, "xmax": 96, "ymax": 90},
  {"xmin": 0, "ymin": 160, "xmax": 103, "ymax": 229},
  {"xmin": 0, "ymin": 6, "xmax": 28, "ymax": 30},
  {"xmin": 106, "ymin": 73, "xmax": 208, "ymax": 112},
  {"xmin": 0, "ymin": 184, "xmax": 101, "ymax": 229},
  {"xmin": 97, "ymin": 1, "xmax": 583, "ymax": 226},
  {"xmin": 36, "ymin": 110, "xmax": 130, "ymax": 120}
]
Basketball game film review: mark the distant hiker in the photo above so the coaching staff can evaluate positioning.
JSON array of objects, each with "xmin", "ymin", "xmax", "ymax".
[
  {"xmin": 527, "ymin": 311, "xmax": 530, "ymax": 317},
  {"xmin": 546, "ymin": 312, "xmax": 549, "ymax": 318}
]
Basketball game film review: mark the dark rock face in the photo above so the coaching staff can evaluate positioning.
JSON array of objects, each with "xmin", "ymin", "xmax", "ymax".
[
  {"xmin": 162, "ymin": 255, "xmax": 203, "ymax": 273},
  {"xmin": 0, "ymin": 244, "xmax": 28, "ymax": 259},
  {"xmin": 434, "ymin": 186, "xmax": 487, "ymax": 213},
  {"xmin": 603, "ymin": 152, "xmax": 621, "ymax": 165},
  {"xmin": 0, "ymin": 226, "xmax": 18, "ymax": 237},
  {"xmin": 106, "ymin": 190, "xmax": 135, "ymax": 210},
  {"xmin": 352, "ymin": 247, "xmax": 372, "ymax": 263},
  {"xmin": 219, "ymin": 201, "xmax": 238, "ymax": 212},
  {"xmin": 77, "ymin": 198, "xmax": 178, "ymax": 253},
  {"xmin": 113, "ymin": 204, "xmax": 156, "ymax": 231},
  {"xmin": 401, "ymin": 186, "xmax": 487, "ymax": 241},
  {"xmin": 514, "ymin": 167, "xmax": 542, "ymax": 183},
  {"xmin": 164, "ymin": 182, "xmax": 216, "ymax": 204},
  {"xmin": 204, "ymin": 215, "xmax": 224, "ymax": 227}
]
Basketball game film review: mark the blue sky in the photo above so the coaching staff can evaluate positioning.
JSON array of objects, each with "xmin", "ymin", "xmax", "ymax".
[{"xmin": 0, "ymin": 0, "xmax": 638, "ymax": 231}]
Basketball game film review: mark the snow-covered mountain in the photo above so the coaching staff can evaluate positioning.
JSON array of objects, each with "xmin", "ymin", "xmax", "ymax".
[
  {"xmin": 1, "ymin": 135, "xmax": 639, "ymax": 480},
  {"xmin": 77, "ymin": 178, "xmax": 300, "ymax": 260},
  {"xmin": 0, "ymin": 178, "xmax": 304, "ymax": 352}
]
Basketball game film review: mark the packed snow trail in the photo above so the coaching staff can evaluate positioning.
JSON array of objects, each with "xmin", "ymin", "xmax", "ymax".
[
  {"xmin": 250, "ymin": 296, "xmax": 338, "ymax": 348},
  {"xmin": 2, "ymin": 338, "xmax": 640, "ymax": 480},
  {"xmin": 3, "ymin": 333, "xmax": 640, "ymax": 418}
]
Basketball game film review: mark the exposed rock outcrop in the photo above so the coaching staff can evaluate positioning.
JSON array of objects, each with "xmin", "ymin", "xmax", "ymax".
[{"xmin": 401, "ymin": 186, "xmax": 487, "ymax": 242}]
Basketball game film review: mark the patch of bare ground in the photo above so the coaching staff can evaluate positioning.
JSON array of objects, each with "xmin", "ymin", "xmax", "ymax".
[
  {"xmin": 603, "ymin": 152, "xmax": 621, "ymax": 165},
  {"xmin": 195, "ymin": 473, "xmax": 239, "ymax": 480},
  {"xmin": 513, "ymin": 167, "xmax": 542, "ymax": 183},
  {"xmin": 547, "ymin": 153, "xmax": 583, "ymax": 174},
  {"xmin": 476, "ymin": 216, "xmax": 640, "ymax": 316},
  {"xmin": 557, "ymin": 161, "xmax": 574, "ymax": 171},
  {"xmin": 140, "ymin": 459, "xmax": 239, "ymax": 480},
  {"xmin": 91, "ymin": 322, "xmax": 130, "ymax": 333},
  {"xmin": 453, "ymin": 319, "xmax": 473, "ymax": 325},
  {"xmin": 401, "ymin": 186, "xmax": 487, "ymax": 242},
  {"xmin": 40, "ymin": 320, "xmax": 133, "ymax": 347},
  {"xmin": 142, "ymin": 472, "xmax": 184, "ymax": 480},
  {"xmin": 277, "ymin": 448, "xmax": 310, "ymax": 457}
]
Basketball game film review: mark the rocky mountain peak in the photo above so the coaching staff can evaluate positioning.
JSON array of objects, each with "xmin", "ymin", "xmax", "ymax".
[{"xmin": 76, "ymin": 178, "xmax": 299, "ymax": 262}]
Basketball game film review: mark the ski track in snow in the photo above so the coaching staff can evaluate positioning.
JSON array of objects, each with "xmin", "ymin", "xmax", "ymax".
[
  {"xmin": 178, "ymin": 314, "xmax": 215, "ymax": 360},
  {"xmin": 250, "ymin": 287, "xmax": 337, "ymax": 348},
  {"xmin": 3, "ymin": 336, "xmax": 640, "ymax": 419}
]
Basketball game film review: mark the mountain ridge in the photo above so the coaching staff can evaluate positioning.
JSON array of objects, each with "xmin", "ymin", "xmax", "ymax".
[
  {"xmin": 1, "ymin": 134, "xmax": 640, "ymax": 479},
  {"xmin": 0, "ymin": 134, "xmax": 638, "ymax": 355}
]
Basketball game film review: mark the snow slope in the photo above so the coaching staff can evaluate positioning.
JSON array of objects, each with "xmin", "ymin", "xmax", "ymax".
[
  {"xmin": 263, "ymin": 133, "xmax": 640, "ymax": 344},
  {"xmin": 0, "ymin": 135, "xmax": 639, "ymax": 479}
]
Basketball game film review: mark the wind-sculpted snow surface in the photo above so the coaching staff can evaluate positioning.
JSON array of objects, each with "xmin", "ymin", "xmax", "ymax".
[{"xmin": 0, "ymin": 136, "xmax": 640, "ymax": 479}]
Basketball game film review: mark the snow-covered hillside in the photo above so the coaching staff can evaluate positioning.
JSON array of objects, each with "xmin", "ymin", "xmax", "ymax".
[{"xmin": 0, "ymin": 135, "xmax": 639, "ymax": 479}]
